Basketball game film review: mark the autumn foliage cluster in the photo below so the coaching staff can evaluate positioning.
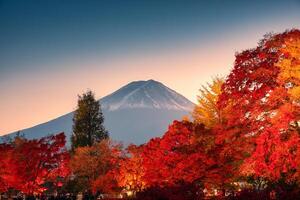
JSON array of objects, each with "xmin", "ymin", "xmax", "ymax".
[
  {"xmin": 1, "ymin": 29, "xmax": 300, "ymax": 199},
  {"xmin": 70, "ymin": 29, "xmax": 300, "ymax": 199},
  {"xmin": 0, "ymin": 133, "xmax": 69, "ymax": 195}
]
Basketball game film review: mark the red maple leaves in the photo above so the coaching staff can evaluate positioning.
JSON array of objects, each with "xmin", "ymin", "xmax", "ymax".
[
  {"xmin": 217, "ymin": 29, "xmax": 300, "ymax": 182},
  {"xmin": 0, "ymin": 133, "xmax": 69, "ymax": 195},
  {"xmin": 2, "ymin": 29, "xmax": 300, "ymax": 197}
]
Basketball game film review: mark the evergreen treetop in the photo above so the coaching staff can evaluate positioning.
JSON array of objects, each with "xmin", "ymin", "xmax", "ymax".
[{"xmin": 71, "ymin": 90, "xmax": 108, "ymax": 150}]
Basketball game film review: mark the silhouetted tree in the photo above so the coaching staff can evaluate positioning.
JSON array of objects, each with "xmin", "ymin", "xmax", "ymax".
[{"xmin": 71, "ymin": 90, "xmax": 108, "ymax": 150}]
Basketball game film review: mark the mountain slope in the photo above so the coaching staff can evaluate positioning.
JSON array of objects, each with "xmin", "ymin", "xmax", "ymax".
[
  {"xmin": 101, "ymin": 80, "xmax": 194, "ymax": 111},
  {"xmin": 2, "ymin": 80, "xmax": 195, "ymax": 145}
]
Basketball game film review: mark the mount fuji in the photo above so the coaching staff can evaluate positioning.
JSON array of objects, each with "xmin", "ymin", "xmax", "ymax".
[{"xmin": 2, "ymin": 80, "xmax": 195, "ymax": 145}]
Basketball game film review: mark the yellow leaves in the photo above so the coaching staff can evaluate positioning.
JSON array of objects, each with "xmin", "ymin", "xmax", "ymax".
[
  {"xmin": 283, "ymin": 37, "xmax": 300, "ymax": 58},
  {"xmin": 288, "ymin": 86, "xmax": 300, "ymax": 101},
  {"xmin": 275, "ymin": 35, "xmax": 300, "ymax": 106},
  {"xmin": 192, "ymin": 77, "xmax": 224, "ymax": 128},
  {"xmin": 276, "ymin": 37, "xmax": 300, "ymax": 86}
]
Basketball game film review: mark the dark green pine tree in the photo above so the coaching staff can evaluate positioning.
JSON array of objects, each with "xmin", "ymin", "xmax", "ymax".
[{"xmin": 71, "ymin": 90, "xmax": 108, "ymax": 150}]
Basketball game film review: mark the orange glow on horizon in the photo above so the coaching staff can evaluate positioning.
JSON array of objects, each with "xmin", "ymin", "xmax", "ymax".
[{"xmin": 1, "ymin": 22, "xmax": 299, "ymax": 135}]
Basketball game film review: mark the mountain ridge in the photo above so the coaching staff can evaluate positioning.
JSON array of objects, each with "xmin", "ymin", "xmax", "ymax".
[
  {"xmin": 101, "ymin": 79, "xmax": 193, "ymax": 111},
  {"xmin": 1, "ymin": 80, "xmax": 195, "ymax": 145}
]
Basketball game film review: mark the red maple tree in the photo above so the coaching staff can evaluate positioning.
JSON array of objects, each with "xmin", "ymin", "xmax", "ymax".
[
  {"xmin": 0, "ymin": 133, "xmax": 70, "ymax": 195},
  {"xmin": 217, "ymin": 29, "xmax": 300, "ymax": 183}
]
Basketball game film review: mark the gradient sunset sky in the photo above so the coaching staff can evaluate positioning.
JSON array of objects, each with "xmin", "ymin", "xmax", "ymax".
[{"xmin": 1, "ymin": 0, "xmax": 300, "ymax": 135}]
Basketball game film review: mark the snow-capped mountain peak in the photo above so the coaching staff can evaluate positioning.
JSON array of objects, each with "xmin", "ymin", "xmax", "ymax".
[
  {"xmin": 100, "ymin": 80, "xmax": 194, "ymax": 111},
  {"xmin": 2, "ymin": 79, "xmax": 195, "ymax": 145}
]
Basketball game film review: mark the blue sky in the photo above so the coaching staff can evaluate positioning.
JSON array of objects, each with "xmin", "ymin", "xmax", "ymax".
[
  {"xmin": 0, "ymin": 0, "xmax": 300, "ymax": 134},
  {"xmin": 1, "ymin": 0, "xmax": 299, "ymax": 76}
]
